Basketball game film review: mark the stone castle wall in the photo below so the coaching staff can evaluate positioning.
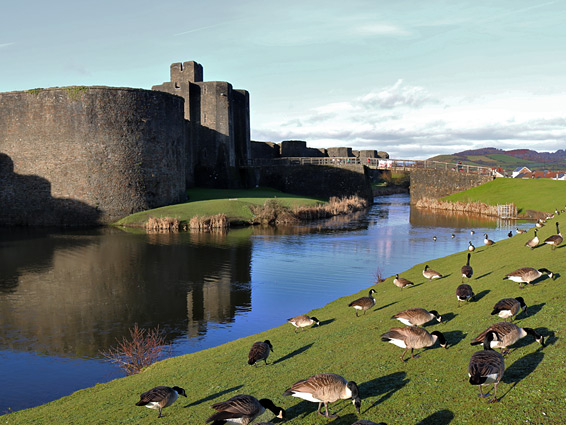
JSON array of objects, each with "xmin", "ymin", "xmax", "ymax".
[{"xmin": 410, "ymin": 168, "xmax": 494, "ymax": 203}]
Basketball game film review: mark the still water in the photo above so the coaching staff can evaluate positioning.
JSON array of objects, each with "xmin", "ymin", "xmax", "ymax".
[{"xmin": 0, "ymin": 194, "xmax": 529, "ymax": 413}]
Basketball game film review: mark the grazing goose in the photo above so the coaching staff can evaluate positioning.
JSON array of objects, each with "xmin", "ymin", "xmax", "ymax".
[
  {"xmin": 392, "ymin": 308, "xmax": 442, "ymax": 326},
  {"xmin": 525, "ymin": 229, "xmax": 539, "ymax": 249},
  {"xmin": 468, "ymin": 331, "xmax": 505, "ymax": 403},
  {"xmin": 491, "ymin": 297, "xmax": 527, "ymax": 322},
  {"xmin": 348, "ymin": 289, "xmax": 376, "ymax": 316},
  {"xmin": 456, "ymin": 284, "xmax": 475, "ymax": 307},
  {"xmin": 470, "ymin": 322, "xmax": 545, "ymax": 355},
  {"xmin": 422, "ymin": 265, "xmax": 443, "ymax": 282},
  {"xmin": 380, "ymin": 326, "xmax": 447, "ymax": 361},
  {"xmin": 468, "ymin": 241, "xmax": 475, "ymax": 252},
  {"xmin": 393, "ymin": 274, "xmax": 414, "ymax": 290},
  {"xmin": 483, "ymin": 233, "xmax": 495, "ymax": 246},
  {"xmin": 206, "ymin": 394, "xmax": 285, "ymax": 425},
  {"xmin": 287, "ymin": 314, "xmax": 320, "ymax": 332},
  {"xmin": 461, "ymin": 252, "xmax": 473, "ymax": 282},
  {"xmin": 136, "ymin": 386, "xmax": 187, "ymax": 418},
  {"xmin": 503, "ymin": 267, "xmax": 554, "ymax": 288},
  {"xmin": 248, "ymin": 340, "xmax": 273, "ymax": 366},
  {"xmin": 516, "ymin": 227, "xmax": 526, "ymax": 234},
  {"xmin": 543, "ymin": 222, "xmax": 563, "ymax": 249},
  {"xmin": 283, "ymin": 373, "xmax": 361, "ymax": 419}
]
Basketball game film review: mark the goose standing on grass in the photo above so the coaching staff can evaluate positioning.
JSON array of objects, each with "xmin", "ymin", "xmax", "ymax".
[
  {"xmin": 248, "ymin": 340, "xmax": 274, "ymax": 366},
  {"xmin": 483, "ymin": 233, "xmax": 495, "ymax": 246},
  {"xmin": 516, "ymin": 228, "xmax": 526, "ymax": 234},
  {"xmin": 423, "ymin": 265, "xmax": 443, "ymax": 282},
  {"xmin": 461, "ymin": 253, "xmax": 473, "ymax": 282},
  {"xmin": 468, "ymin": 331, "xmax": 505, "ymax": 403},
  {"xmin": 535, "ymin": 219, "xmax": 544, "ymax": 228},
  {"xmin": 393, "ymin": 274, "xmax": 414, "ymax": 290},
  {"xmin": 525, "ymin": 229, "xmax": 539, "ymax": 249},
  {"xmin": 206, "ymin": 394, "xmax": 286, "ymax": 425},
  {"xmin": 392, "ymin": 308, "xmax": 442, "ymax": 326},
  {"xmin": 348, "ymin": 289, "xmax": 376, "ymax": 316},
  {"xmin": 503, "ymin": 267, "xmax": 554, "ymax": 288},
  {"xmin": 544, "ymin": 222, "xmax": 563, "ymax": 249},
  {"xmin": 491, "ymin": 297, "xmax": 527, "ymax": 322},
  {"xmin": 470, "ymin": 322, "xmax": 545, "ymax": 355},
  {"xmin": 468, "ymin": 241, "xmax": 475, "ymax": 252},
  {"xmin": 287, "ymin": 315, "xmax": 319, "ymax": 333},
  {"xmin": 283, "ymin": 373, "xmax": 361, "ymax": 419},
  {"xmin": 136, "ymin": 386, "xmax": 187, "ymax": 418},
  {"xmin": 456, "ymin": 284, "xmax": 475, "ymax": 307},
  {"xmin": 380, "ymin": 326, "xmax": 447, "ymax": 362}
]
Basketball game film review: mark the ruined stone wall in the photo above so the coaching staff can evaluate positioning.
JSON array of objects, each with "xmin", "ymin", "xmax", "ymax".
[
  {"xmin": 0, "ymin": 87, "xmax": 187, "ymax": 226},
  {"xmin": 410, "ymin": 168, "xmax": 494, "ymax": 203}
]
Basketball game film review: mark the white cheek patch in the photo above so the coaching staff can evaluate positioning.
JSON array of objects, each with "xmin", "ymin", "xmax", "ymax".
[
  {"xmin": 290, "ymin": 392, "xmax": 322, "ymax": 403},
  {"xmin": 388, "ymin": 339, "xmax": 407, "ymax": 349}
]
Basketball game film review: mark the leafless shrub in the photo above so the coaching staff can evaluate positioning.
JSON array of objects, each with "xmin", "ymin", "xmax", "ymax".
[
  {"xmin": 145, "ymin": 216, "xmax": 180, "ymax": 233},
  {"xmin": 100, "ymin": 324, "xmax": 171, "ymax": 375},
  {"xmin": 189, "ymin": 214, "xmax": 229, "ymax": 231}
]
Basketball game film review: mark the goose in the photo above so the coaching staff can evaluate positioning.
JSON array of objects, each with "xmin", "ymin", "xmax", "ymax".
[
  {"xmin": 248, "ymin": 340, "xmax": 273, "ymax": 366},
  {"xmin": 525, "ymin": 229, "xmax": 539, "ymax": 249},
  {"xmin": 283, "ymin": 373, "xmax": 361, "ymax": 419},
  {"xmin": 468, "ymin": 241, "xmax": 475, "ymax": 252},
  {"xmin": 422, "ymin": 265, "xmax": 442, "ymax": 282},
  {"xmin": 206, "ymin": 394, "xmax": 285, "ymax": 425},
  {"xmin": 433, "ymin": 235, "xmax": 437, "ymax": 241},
  {"xmin": 470, "ymin": 321, "xmax": 545, "ymax": 355},
  {"xmin": 380, "ymin": 326, "xmax": 447, "ymax": 361},
  {"xmin": 535, "ymin": 219, "xmax": 544, "ymax": 228},
  {"xmin": 483, "ymin": 233, "xmax": 495, "ymax": 246},
  {"xmin": 491, "ymin": 297, "xmax": 527, "ymax": 322},
  {"xmin": 471, "ymin": 230, "xmax": 475, "ymax": 236},
  {"xmin": 393, "ymin": 274, "xmax": 414, "ymax": 290},
  {"xmin": 451, "ymin": 233, "xmax": 456, "ymax": 239},
  {"xmin": 456, "ymin": 284, "xmax": 475, "ymax": 307},
  {"xmin": 392, "ymin": 308, "xmax": 442, "ymax": 326},
  {"xmin": 515, "ymin": 228, "xmax": 526, "ymax": 234},
  {"xmin": 543, "ymin": 222, "xmax": 563, "ymax": 249},
  {"xmin": 461, "ymin": 252, "xmax": 473, "ymax": 282},
  {"xmin": 468, "ymin": 331, "xmax": 505, "ymax": 403},
  {"xmin": 503, "ymin": 267, "xmax": 554, "ymax": 288},
  {"xmin": 507, "ymin": 231, "xmax": 513, "ymax": 238},
  {"xmin": 287, "ymin": 315, "xmax": 320, "ymax": 333},
  {"xmin": 136, "ymin": 386, "xmax": 187, "ymax": 418},
  {"xmin": 348, "ymin": 289, "xmax": 376, "ymax": 316}
]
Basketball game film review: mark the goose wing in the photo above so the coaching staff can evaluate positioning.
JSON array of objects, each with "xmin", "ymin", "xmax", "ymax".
[
  {"xmin": 136, "ymin": 386, "xmax": 173, "ymax": 405},
  {"xmin": 210, "ymin": 394, "xmax": 260, "ymax": 415}
]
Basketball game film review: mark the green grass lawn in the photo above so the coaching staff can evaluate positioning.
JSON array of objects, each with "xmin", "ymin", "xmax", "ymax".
[
  {"xmin": 114, "ymin": 188, "xmax": 325, "ymax": 227},
  {"xmin": 5, "ymin": 216, "xmax": 565, "ymax": 424},
  {"xmin": 442, "ymin": 178, "xmax": 566, "ymax": 214}
]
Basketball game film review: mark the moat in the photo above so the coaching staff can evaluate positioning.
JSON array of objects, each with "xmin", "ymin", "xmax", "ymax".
[{"xmin": 0, "ymin": 194, "xmax": 529, "ymax": 413}]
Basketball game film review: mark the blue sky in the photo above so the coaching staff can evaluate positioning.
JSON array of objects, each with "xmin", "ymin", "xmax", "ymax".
[{"xmin": 1, "ymin": 0, "xmax": 565, "ymax": 159}]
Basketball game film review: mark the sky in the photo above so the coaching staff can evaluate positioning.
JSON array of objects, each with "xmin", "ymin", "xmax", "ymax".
[{"xmin": 1, "ymin": 0, "xmax": 565, "ymax": 159}]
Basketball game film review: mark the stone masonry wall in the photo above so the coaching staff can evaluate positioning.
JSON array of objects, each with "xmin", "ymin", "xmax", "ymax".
[{"xmin": 410, "ymin": 168, "xmax": 494, "ymax": 203}]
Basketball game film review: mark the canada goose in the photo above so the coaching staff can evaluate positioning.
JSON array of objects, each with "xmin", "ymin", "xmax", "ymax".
[
  {"xmin": 348, "ymin": 289, "xmax": 376, "ymax": 316},
  {"xmin": 433, "ymin": 235, "xmax": 437, "ymax": 241},
  {"xmin": 423, "ymin": 265, "xmax": 442, "ymax": 281},
  {"xmin": 392, "ymin": 308, "xmax": 442, "ymax": 326},
  {"xmin": 535, "ymin": 220, "xmax": 544, "ymax": 228},
  {"xmin": 470, "ymin": 322, "xmax": 545, "ymax": 355},
  {"xmin": 380, "ymin": 326, "xmax": 447, "ymax": 361},
  {"xmin": 471, "ymin": 230, "xmax": 475, "ymax": 236},
  {"xmin": 283, "ymin": 373, "xmax": 361, "ymax": 418},
  {"xmin": 525, "ymin": 229, "xmax": 539, "ymax": 249},
  {"xmin": 507, "ymin": 231, "xmax": 513, "ymax": 238},
  {"xmin": 491, "ymin": 297, "xmax": 527, "ymax": 322},
  {"xmin": 468, "ymin": 241, "xmax": 475, "ymax": 252},
  {"xmin": 483, "ymin": 233, "xmax": 495, "ymax": 246},
  {"xmin": 543, "ymin": 222, "xmax": 563, "ymax": 249},
  {"xmin": 206, "ymin": 394, "xmax": 285, "ymax": 425},
  {"xmin": 456, "ymin": 284, "xmax": 475, "ymax": 307},
  {"xmin": 516, "ymin": 228, "xmax": 526, "ymax": 234},
  {"xmin": 248, "ymin": 340, "xmax": 273, "ymax": 366},
  {"xmin": 468, "ymin": 331, "xmax": 505, "ymax": 403},
  {"xmin": 503, "ymin": 267, "xmax": 554, "ymax": 288},
  {"xmin": 451, "ymin": 233, "xmax": 456, "ymax": 238},
  {"xmin": 393, "ymin": 274, "xmax": 414, "ymax": 290},
  {"xmin": 136, "ymin": 386, "xmax": 187, "ymax": 418},
  {"xmin": 287, "ymin": 315, "xmax": 320, "ymax": 333},
  {"xmin": 461, "ymin": 252, "xmax": 473, "ymax": 282}
]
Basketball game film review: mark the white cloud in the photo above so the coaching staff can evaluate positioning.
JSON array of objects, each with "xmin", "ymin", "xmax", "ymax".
[{"xmin": 0, "ymin": 42, "xmax": 15, "ymax": 49}]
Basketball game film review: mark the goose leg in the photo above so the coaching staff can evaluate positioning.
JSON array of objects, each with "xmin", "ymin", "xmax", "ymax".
[
  {"xmin": 489, "ymin": 383, "xmax": 500, "ymax": 403},
  {"xmin": 324, "ymin": 401, "xmax": 338, "ymax": 418},
  {"xmin": 158, "ymin": 407, "xmax": 163, "ymax": 418},
  {"xmin": 400, "ymin": 347, "xmax": 409, "ymax": 362}
]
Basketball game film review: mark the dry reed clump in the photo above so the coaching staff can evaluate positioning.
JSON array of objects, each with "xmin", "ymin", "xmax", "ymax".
[
  {"xmin": 189, "ymin": 213, "xmax": 229, "ymax": 231},
  {"xmin": 294, "ymin": 196, "xmax": 369, "ymax": 220},
  {"xmin": 250, "ymin": 199, "xmax": 299, "ymax": 225},
  {"xmin": 145, "ymin": 216, "xmax": 180, "ymax": 233},
  {"xmin": 415, "ymin": 198, "xmax": 511, "ymax": 217}
]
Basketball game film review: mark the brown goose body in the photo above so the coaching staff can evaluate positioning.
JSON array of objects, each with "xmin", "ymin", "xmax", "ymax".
[
  {"xmin": 491, "ymin": 297, "xmax": 527, "ymax": 321},
  {"xmin": 207, "ymin": 394, "xmax": 285, "ymax": 425},
  {"xmin": 136, "ymin": 386, "xmax": 187, "ymax": 418},
  {"xmin": 422, "ymin": 265, "xmax": 442, "ymax": 281},
  {"xmin": 461, "ymin": 252, "xmax": 473, "ymax": 282},
  {"xmin": 468, "ymin": 331, "xmax": 505, "ymax": 403},
  {"xmin": 470, "ymin": 322, "xmax": 545, "ymax": 354},
  {"xmin": 248, "ymin": 340, "xmax": 273, "ymax": 366},
  {"xmin": 393, "ymin": 274, "xmax": 414, "ymax": 289},
  {"xmin": 483, "ymin": 233, "xmax": 495, "ymax": 246},
  {"xmin": 525, "ymin": 229, "xmax": 539, "ymax": 249},
  {"xmin": 287, "ymin": 314, "xmax": 320, "ymax": 332},
  {"xmin": 380, "ymin": 326, "xmax": 447, "ymax": 361},
  {"xmin": 468, "ymin": 241, "xmax": 475, "ymax": 252},
  {"xmin": 544, "ymin": 222, "xmax": 563, "ymax": 249},
  {"xmin": 456, "ymin": 284, "xmax": 475, "ymax": 306},
  {"xmin": 503, "ymin": 267, "xmax": 553, "ymax": 287},
  {"xmin": 348, "ymin": 289, "xmax": 376, "ymax": 316},
  {"xmin": 392, "ymin": 308, "xmax": 442, "ymax": 326},
  {"xmin": 283, "ymin": 373, "xmax": 361, "ymax": 418}
]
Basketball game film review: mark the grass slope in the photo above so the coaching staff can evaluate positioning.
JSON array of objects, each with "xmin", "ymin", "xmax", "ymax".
[
  {"xmin": 115, "ymin": 188, "xmax": 324, "ymax": 227},
  {"xmin": 5, "ymin": 217, "xmax": 565, "ymax": 424},
  {"xmin": 442, "ymin": 179, "xmax": 566, "ymax": 214}
]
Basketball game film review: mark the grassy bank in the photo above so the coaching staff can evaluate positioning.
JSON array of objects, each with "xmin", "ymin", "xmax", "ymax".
[
  {"xmin": 441, "ymin": 178, "xmax": 566, "ymax": 214},
  {"xmin": 5, "ymin": 217, "xmax": 565, "ymax": 424}
]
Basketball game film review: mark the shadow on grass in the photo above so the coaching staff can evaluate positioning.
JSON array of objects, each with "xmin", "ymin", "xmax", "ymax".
[
  {"xmin": 184, "ymin": 384, "xmax": 243, "ymax": 408},
  {"xmin": 472, "ymin": 289, "xmax": 490, "ymax": 303},
  {"xmin": 318, "ymin": 318, "xmax": 336, "ymax": 327},
  {"xmin": 360, "ymin": 371, "xmax": 409, "ymax": 412},
  {"xmin": 474, "ymin": 271, "xmax": 492, "ymax": 280},
  {"xmin": 373, "ymin": 302, "xmax": 398, "ymax": 313},
  {"xmin": 443, "ymin": 330, "xmax": 467, "ymax": 348},
  {"xmin": 417, "ymin": 409, "xmax": 455, "ymax": 425},
  {"xmin": 523, "ymin": 303, "xmax": 545, "ymax": 319},
  {"xmin": 500, "ymin": 351, "xmax": 545, "ymax": 400},
  {"xmin": 272, "ymin": 343, "xmax": 314, "ymax": 365},
  {"xmin": 439, "ymin": 312, "xmax": 457, "ymax": 325}
]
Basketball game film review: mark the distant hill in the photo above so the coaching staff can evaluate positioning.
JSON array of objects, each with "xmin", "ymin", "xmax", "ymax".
[{"xmin": 429, "ymin": 148, "xmax": 566, "ymax": 173}]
